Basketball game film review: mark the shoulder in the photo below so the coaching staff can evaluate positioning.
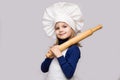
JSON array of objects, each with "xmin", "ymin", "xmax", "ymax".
[
  {"xmin": 68, "ymin": 45, "xmax": 80, "ymax": 51},
  {"xmin": 65, "ymin": 45, "xmax": 81, "ymax": 58}
]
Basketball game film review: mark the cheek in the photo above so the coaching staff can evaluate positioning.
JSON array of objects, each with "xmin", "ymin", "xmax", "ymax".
[
  {"xmin": 67, "ymin": 28, "xmax": 72, "ymax": 33},
  {"xmin": 66, "ymin": 29, "xmax": 72, "ymax": 36},
  {"xmin": 55, "ymin": 30, "xmax": 59, "ymax": 35}
]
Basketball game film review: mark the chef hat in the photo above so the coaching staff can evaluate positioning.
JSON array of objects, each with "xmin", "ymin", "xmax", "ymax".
[{"xmin": 42, "ymin": 2, "xmax": 84, "ymax": 38}]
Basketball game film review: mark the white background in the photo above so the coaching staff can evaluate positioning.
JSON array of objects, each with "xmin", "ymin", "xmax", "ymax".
[{"xmin": 0, "ymin": 0, "xmax": 120, "ymax": 80}]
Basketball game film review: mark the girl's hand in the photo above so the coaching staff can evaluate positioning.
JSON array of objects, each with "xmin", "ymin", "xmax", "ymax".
[
  {"xmin": 50, "ymin": 45, "xmax": 62, "ymax": 58},
  {"xmin": 46, "ymin": 50, "xmax": 55, "ymax": 59}
]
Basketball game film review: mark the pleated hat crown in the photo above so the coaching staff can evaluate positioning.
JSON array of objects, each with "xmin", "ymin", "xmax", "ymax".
[{"xmin": 42, "ymin": 2, "xmax": 84, "ymax": 38}]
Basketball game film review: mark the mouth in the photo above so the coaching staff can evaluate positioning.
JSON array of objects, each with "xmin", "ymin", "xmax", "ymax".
[{"xmin": 59, "ymin": 33, "xmax": 66, "ymax": 36}]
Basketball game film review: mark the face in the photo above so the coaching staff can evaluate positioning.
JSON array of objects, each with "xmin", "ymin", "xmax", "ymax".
[{"xmin": 55, "ymin": 22, "xmax": 73, "ymax": 40}]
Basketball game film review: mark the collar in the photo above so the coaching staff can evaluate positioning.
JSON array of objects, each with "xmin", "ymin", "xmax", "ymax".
[{"xmin": 58, "ymin": 37, "xmax": 69, "ymax": 45}]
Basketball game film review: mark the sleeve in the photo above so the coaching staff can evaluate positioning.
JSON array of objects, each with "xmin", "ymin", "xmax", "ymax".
[
  {"xmin": 41, "ymin": 58, "xmax": 53, "ymax": 73},
  {"xmin": 57, "ymin": 45, "xmax": 81, "ymax": 79}
]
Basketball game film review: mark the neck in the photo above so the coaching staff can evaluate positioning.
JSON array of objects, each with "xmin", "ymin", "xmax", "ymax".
[{"xmin": 58, "ymin": 37, "xmax": 70, "ymax": 45}]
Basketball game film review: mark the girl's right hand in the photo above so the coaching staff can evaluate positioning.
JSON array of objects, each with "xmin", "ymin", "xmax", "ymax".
[{"xmin": 46, "ymin": 50, "xmax": 55, "ymax": 59}]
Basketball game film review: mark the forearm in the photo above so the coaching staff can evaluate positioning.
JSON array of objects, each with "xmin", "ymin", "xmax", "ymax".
[
  {"xmin": 57, "ymin": 56, "xmax": 77, "ymax": 79},
  {"xmin": 41, "ymin": 58, "xmax": 53, "ymax": 72}
]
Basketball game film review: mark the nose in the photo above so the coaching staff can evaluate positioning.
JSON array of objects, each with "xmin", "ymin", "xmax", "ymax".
[{"xmin": 59, "ymin": 27, "xmax": 63, "ymax": 32}]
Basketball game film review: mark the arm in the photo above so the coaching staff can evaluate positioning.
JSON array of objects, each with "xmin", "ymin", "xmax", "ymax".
[
  {"xmin": 57, "ymin": 45, "xmax": 81, "ymax": 79},
  {"xmin": 41, "ymin": 58, "xmax": 53, "ymax": 73}
]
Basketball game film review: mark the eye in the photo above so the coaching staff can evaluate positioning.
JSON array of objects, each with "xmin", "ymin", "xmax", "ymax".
[
  {"xmin": 55, "ymin": 27, "xmax": 59, "ymax": 30},
  {"xmin": 63, "ymin": 26, "xmax": 67, "ymax": 28}
]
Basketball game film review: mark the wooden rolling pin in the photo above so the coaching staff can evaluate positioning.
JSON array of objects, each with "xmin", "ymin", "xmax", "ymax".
[{"xmin": 46, "ymin": 25, "xmax": 103, "ymax": 58}]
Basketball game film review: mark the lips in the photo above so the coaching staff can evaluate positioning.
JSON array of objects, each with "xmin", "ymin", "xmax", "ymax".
[{"xmin": 59, "ymin": 33, "xmax": 66, "ymax": 36}]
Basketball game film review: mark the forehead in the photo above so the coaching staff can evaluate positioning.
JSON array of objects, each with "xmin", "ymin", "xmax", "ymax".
[{"xmin": 55, "ymin": 22, "xmax": 68, "ymax": 26}]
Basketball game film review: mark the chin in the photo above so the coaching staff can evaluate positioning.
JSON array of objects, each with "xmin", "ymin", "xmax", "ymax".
[{"xmin": 59, "ymin": 36, "xmax": 69, "ymax": 39}]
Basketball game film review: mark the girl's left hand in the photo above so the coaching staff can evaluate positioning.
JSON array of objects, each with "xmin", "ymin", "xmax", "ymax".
[{"xmin": 50, "ymin": 45, "xmax": 62, "ymax": 58}]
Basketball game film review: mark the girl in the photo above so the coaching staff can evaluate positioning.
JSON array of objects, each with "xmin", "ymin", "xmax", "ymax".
[{"xmin": 41, "ymin": 2, "xmax": 84, "ymax": 80}]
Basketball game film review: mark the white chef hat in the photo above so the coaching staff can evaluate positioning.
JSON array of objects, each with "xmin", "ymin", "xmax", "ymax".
[{"xmin": 42, "ymin": 2, "xmax": 84, "ymax": 38}]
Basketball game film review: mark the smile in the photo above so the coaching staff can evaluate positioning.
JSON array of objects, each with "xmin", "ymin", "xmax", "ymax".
[{"xmin": 59, "ymin": 33, "xmax": 66, "ymax": 36}]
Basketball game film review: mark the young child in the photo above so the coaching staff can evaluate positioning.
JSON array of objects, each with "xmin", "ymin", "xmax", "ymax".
[{"xmin": 41, "ymin": 2, "xmax": 84, "ymax": 80}]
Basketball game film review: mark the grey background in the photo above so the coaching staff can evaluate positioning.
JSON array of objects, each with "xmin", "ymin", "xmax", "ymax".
[{"xmin": 0, "ymin": 0, "xmax": 120, "ymax": 80}]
